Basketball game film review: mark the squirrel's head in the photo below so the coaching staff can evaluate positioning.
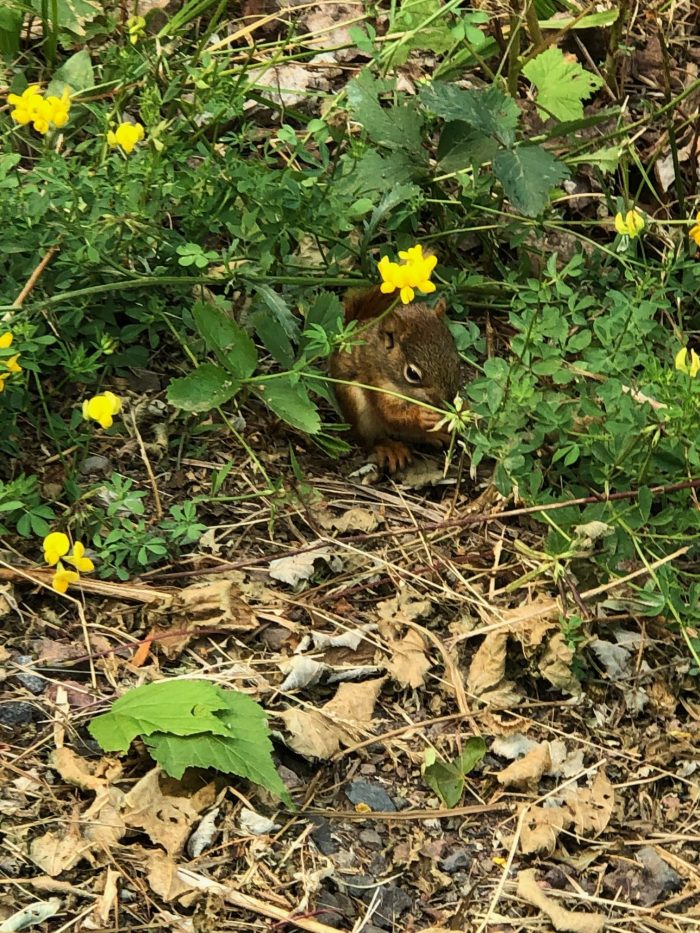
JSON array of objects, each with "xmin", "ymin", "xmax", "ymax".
[{"xmin": 379, "ymin": 299, "xmax": 463, "ymax": 405}]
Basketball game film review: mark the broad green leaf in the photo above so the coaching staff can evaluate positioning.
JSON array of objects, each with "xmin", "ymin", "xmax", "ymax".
[
  {"xmin": 193, "ymin": 301, "xmax": 258, "ymax": 378},
  {"xmin": 437, "ymin": 122, "xmax": 498, "ymax": 171},
  {"xmin": 255, "ymin": 377, "xmax": 321, "ymax": 434},
  {"xmin": 251, "ymin": 308, "xmax": 295, "ymax": 367},
  {"xmin": 539, "ymin": 9, "xmax": 619, "ymax": 29},
  {"xmin": 0, "ymin": 8, "xmax": 22, "ymax": 57},
  {"xmin": 493, "ymin": 145, "xmax": 569, "ymax": 216},
  {"xmin": 29, "ymin": 0, "xmax": 102, "ymax": 38},
  {"xmin": 146, "ymin": 689, "xmax": 291, "ymax": 805},
  {"xmin": 167, "ymin": 364, "xmax": 240, "ymax": 412},
  {"xmin": 420, "ymin": 83, "xmax": 520, "ymax": 147},
  {"xmin": 522, "ymin": 48, "xmax": 603, "ymax": 123},
  {"xmin": 47, "ymin": 49, "xmax": 94, "ymax": 96},
  {"xmin": 390, "ymin": 0, "xmax": 454, "ymax": 66},
  {"xmin": 347, "ymin": 70, "xmax": 424, "ymax": 155},
  {"xmin": 305, "ymin": 291, "xmax": 344, "ymax": 339},
  {"xmin": 255, "ymin": 285, "xmax": 301, "ymax": 344},
  {"xmin": 422, "ymin": 738, "xmax": 486, "ymax": 808},
  {"xmin": 569, "ymin": 146, "xmax": 621, "ymax": 174},
  {"xmin": 88, "ymin": 680, "xmax": 232, "ymax": 753}
]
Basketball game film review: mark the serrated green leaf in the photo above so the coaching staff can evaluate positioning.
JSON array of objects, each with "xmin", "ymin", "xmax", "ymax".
[
  {"xmin": 569, "ymin": 145, "xmax": 621, "ymax": 174},
  {"xmin": 255, "ymin": 285, "xmax": 301, "ymax": 344},
  {"xmin": 347, "ymin": 70, "xmax": 424, "ymax": 155},
  {"xmin": 437, "ymin": 122, "xmax": 498, "ymax": 171},
  {"xmin": 47, "ymin": 49, "xmax": 94, "ymax": 96},
  {"xmin": 88, "ymin": 681, "xmax": 233, "ymax": 753},
  {"xmin": 522, "ymin": 48, "xmax": 603, "ymax": 123},
  {"xmin": 146, "ymin": 689, "xmax": 291, "ymax": 805},
  {"xmin": 250, "ymin": 308, "xmax": 295, "ymax": 367},
  {"xmin": 255, "ymin": 376, "xmax": 321, "ymax": 434},
  {"xmin": 167, "ymin": 364, "xmax": 240, "ymax": 412},
  {"xmin": 420, "ymin": 83, "xmax": 520, "ymax": 147},
  {"xmin": 390, "ymin": 0, "xmax": 454, "ymax": 66},
  {"xmin": 493, "ymin": 145, "xmax": 569, "ymax": 216},
  {"xmin": 193, "ymin": 301, "xmax": 258, "ymax": 378}
]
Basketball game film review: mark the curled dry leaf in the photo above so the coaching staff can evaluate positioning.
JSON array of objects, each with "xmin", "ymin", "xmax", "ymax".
[
  {"xmin": 383, "ymin": 627, "xmax": 431, "ymax": 689},
  {"xmin": 497, "ymin": 743, "xmax": 552, "ymax": 790},
  {"xmin": 147, "ymin": 578, "xmax": 257, "ymax": 659},
  {"xmin": 268, "ymin": 546, "xmax": 342, "ymax": 588},
  {"xmin": 517, "ymin": 869, "xmax": 604, "ymax": 933},
  {"xmin": 520, "ymin": 803, "xmax": 569, "ymax": 855},
  {"xmin": 144, "ymin": 850, "xmax": 200, "ymax": 904},
  {"xmin": 279, "ymin": 677, "xmax": 386, "ymax": 759},
  {"xmin": 51, "ymin": 746, "xmax": 122, "ymax": 792}
]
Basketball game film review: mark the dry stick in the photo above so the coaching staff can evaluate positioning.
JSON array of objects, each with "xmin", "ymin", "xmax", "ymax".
[
  {"xmin": 12, "ymin": 245, "xmax": 59, "ymax": 309},
  {"xmin": 579, "ymin": 545, "xmax": 690, "ymax": 600},
  {"xmin": 300, "ymin": 801, "xmax": 506, "ymax": 822},
  {"xmin": 130, "ymin": 410, "xmax": 163, "ymax": 520},
  {"xmin": 151, "ymin": 477, "xmax": 700, "ymax": 581}
]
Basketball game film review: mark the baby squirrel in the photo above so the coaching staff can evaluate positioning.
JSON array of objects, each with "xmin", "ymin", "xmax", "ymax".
[{"xmin": 329, "ymin": 286, "xmax": 463, "ymax": 472}]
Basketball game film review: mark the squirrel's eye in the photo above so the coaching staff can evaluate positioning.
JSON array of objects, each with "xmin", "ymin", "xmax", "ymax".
[{"xmin": 404, "ymin": 363, "xmax": 423, "ymax": 385}]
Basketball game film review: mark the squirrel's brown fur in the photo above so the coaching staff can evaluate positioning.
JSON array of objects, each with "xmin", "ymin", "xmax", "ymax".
[{"xmin": 329, "ymin": 286, "xmax": 463, "ymax": 472}]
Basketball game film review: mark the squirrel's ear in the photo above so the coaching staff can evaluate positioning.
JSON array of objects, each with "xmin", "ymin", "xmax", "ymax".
[
  {"xmin": 344, "ymin": 286, "xmax": 395, "ymax": 323},
  {"xmin": 433, "ymin": 298, "xmax": 447, "ymax": 318}
]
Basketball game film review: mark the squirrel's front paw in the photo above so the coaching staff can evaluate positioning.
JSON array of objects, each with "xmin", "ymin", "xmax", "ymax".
[
  {"xmin": 371, "ymin": 440, "xmax": 412, "ymax": 473},
  {"xmin": 416, "ymin": 407, "xmax": 450, "ymax": 443}
]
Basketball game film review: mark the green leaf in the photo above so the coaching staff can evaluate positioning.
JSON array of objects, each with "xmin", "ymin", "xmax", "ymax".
[
  {"xmin": 47, "ymin": 49, "xmax": 94, "ymax": 95},
  {"xmin": 167, "ymin": 364, "xmax": 240, "ymax": 412},
  {"xmin": 347, "ymin": 70, "xmax": 424, "ymax": 155},
  {"xmin": 255, "ymin": 377, "xmax": 321, "ymax": 434},
  {"xmin": 250, "ymin": 308, "xmax": 295, "ymax": 367},
  {"xmin": 493, "ymin": 145, "xmax": 569, "ymax": 216},
  {"xmin": 88, "ymin": 681, "xmax": 233, "ymax": 753},
  {"xmin": 193, "ymin": 301, "xmax": 258, "ymax": 378},
  {"xmin": 437, "ymin": 122, "xmax": 498, "ymax": 172},
  {"xmin": 522, "ymin": 48, "xmax": 603, "ymax": 123},
  {"xmin": 390, "ymin": 0, "xmax": 455, "ymax": 66},
  {"xmin": 539, "ymin": 9, "xmax": 619, "ymax": 29},
  {"xmin": 420, "ymin": 83, "xmax": 520, "ymax": 147},
  {"xmin": 29, "ymin": 0, "xmax": 102, "ymax": 38},
  {"xmin": 422, "ymin": 738, "xmax": 486, "ymax": 808},
  {"xmin": 145, "ymin": 689, "xmax": 291, "ymax": 805},
  {"xmin": 0, "ymin": 8, "xmax": 22, "ymax": 58},
  {"xmin": 305, "ymin": 291, "xmax": 344, "ymax": 339},
  {"xmin": 569, "ymin": 146, "xmax": 621, "ymax": 174},
  {"xmin": 255, "ymin": 285, "xmax": 301, "ymax": 344}
]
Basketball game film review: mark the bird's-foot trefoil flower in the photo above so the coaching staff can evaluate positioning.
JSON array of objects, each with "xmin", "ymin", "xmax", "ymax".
[
  {"xmin": 82, "ymin": 391, "xmax": 122, "ymax": 429},
  {"xmin": 378, "ymin": 245, "xmax": 438, "ymax": 305}
]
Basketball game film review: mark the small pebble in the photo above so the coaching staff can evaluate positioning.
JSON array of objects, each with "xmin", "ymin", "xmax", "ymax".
[
  {"xmin": 0, "ymin": 701, "xmax": 37, "ymax": 726},
  {"xmin": 80, "ymin": 455, "xmax": 112, "ymax": 476}
]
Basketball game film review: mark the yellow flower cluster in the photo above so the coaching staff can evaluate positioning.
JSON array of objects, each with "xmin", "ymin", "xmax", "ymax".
[
  {"xmin": 675, "ymin": 347, "xmax": 700, "ymax": 378},
  {"xmin": 43, "ymin": 532, "xmax": 95, "ymax": 594},
  {"xmin": 107, "ymin": 121, "xmax": 145, "ymax": 155},
  {"xmin": 378, "ymin": 245, "xmax": 438, "ymax": 305},
  {"xmin": 689, "ymin": 213, "xmax": 700, "ymax": 248},
  {"xmin": 0, "ymin": 332, "xmax": 22, "ymax": 392},
  {"xmin": 82, "ymin": 390, "xmax": 122, "ymax": 429},
  {"xmin": 8, "ymin": 85, "xmax": 71, "ymax": 135},
  {"xmin": 614, "ymin": 209, "xmax": 644, "ymax": 238},
  {"xmin": 127, "ymin": 14, "xmax": 147, "ymax": 44}
]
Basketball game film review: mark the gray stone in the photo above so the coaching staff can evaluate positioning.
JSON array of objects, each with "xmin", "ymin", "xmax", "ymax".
[{"xmin": 345, "ymin": 780, "xmax": 396, "ymax": 812}]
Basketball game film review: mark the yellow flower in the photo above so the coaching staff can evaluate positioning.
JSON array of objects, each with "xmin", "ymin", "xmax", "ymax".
[
  {"xmin": 44, "ymin": 87, "xmax": 71, "ymax": 129},
  {"xmin": 82, "ymin": 390, "xmax": 122, "ymax": 429},
  {"xmin": 52, "ymin": 567, "xmax": 80, "ymax": 594},
  {"xmin": 107, "ymin": 122, "xmax": 145, "ymax": 155},
  {"xmin": 0, "ymin": 332, "xmax": 13, "ymax": 350},
  {"xmin": 378, "ymin": 245, "xmax": 438, "ymax": 305},
  {"xmin": 64, "ymin": 541, "xmax": 95, "ymax": 573},
  {"xmin": 689, "ymin": 213, "xmax": 700, "ymax": 248},
  {"xmin": 7, "ymin": 85, "xmax": 43, "ymax": 126},
  {"xmin": 44, "ymin": 531, "xmax": 70, "ymax": 566},
  {"xmin": 674, "ymin": 347, "xmax": 700, "ymax": 378},
  {"xmin": 127, "ymin": 14, "xmax": 147, "ymax": 44},
  {"xmin": 0, "ymin": 331, "xmax": 22, "ymax": 388},
  {"xmin": 614, "ymin": 209, "xmax": 644, "ymax": 238},
  {"xmin": 4, "ymin": 354, "xmax": 21, "ymax": 374}
]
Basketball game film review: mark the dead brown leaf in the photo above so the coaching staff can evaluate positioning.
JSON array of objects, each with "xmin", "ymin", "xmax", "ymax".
[
  {"xmin": 145, "ymin": 850, "xmax": 201, "ymax": 903},
  {"xmin": 383, "ymin": 627, "xmax": 430, "ymax": 689},
  {"xmin": 497, "ymin": 743, "xmax": 552, "ymax": 790},
  {"xmin": 563, "ymin": 769, "xmax": 614, "ymax": 837},
  {"xmin": 517, "ymin": 869, "xmax": 605, "ymax": 933},
  {"xmin": 123, "ymin": 769, "xmax": 216, "ymax": 856},
  {"xmin": 467, "ymin": 631, "xmax": 507, "ymax": 696},
  {"xmin": 279, "ymin": 677, "xmax": 385, "ymax": 759},
  {"xmin": 520, "ymin": 803, "xmax": 570, "ymax": 855},
  {"xmin": 51, "ymin": 747, "xmax": 122, "ymax": 792}
]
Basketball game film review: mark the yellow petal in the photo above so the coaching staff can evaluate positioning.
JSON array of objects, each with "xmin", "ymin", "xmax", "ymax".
[
  {"xmin": 399, "ymin": 286, "xmax": 415, "ymax": 304},
  {"xmin": 44, "ymin": 531, "xmax": 70, "ymax": 566},
  {"xmin": 675, "ymin": 347, "xmax": 689, "ymax": 373},
  {"xmin": 614, "ymin": 212, "xmax": 627, "ymax": 235},
  {"xmin": 380, "ymin": 282, "xmax": 396, "ymax": 294},
  {"xmin": 65, "ymin": 542, "xmax": 95, "ymax": 573},
  {"xmin": 0, "ymin": 332, "xmax": 13, "ymax": 349},
  {"xmin": 103, "ymin": 390, "xmax": 122, "ymax": 414},
  {"xmin": 107, "ymin": 130, "xmax": 118, "ymax": 147},
  {"xmin": 690, "ymin": 350, "xmax": 700, "ymax": 378},
  {"xmin": 5, "ymin": 354, "xmax": 21, "ymax": 374},
  {"xmin": 52, "ymin": 568, "xmax": 80, "ymax": 594}
]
